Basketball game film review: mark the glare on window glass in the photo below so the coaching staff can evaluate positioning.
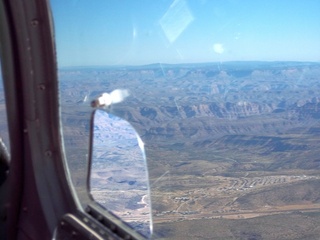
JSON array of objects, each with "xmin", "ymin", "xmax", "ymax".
[
  {"xmin": 50, "ymin": 0, "xmax": 320, "ymax": 239},
  {"xmin": 0, "ymin": 59, "xmax": 10, "ymax": 155}
]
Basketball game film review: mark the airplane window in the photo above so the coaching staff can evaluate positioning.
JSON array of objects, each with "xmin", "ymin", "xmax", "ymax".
[{"xmin": 51, "ymin": 0, "xmax": 320, "ymax": 239}]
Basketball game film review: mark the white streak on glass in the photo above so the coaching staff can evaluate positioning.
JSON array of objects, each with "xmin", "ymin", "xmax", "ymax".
[
  {"xmin": 213, "ymin": 43, "xmax": 224, "ymax": 54},
  {"xmin": 159, "ymin": 0, "xmax": 194, "ymax": 43}
]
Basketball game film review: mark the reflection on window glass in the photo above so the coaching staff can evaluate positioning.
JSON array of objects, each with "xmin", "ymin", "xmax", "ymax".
[
  {"xmin": 90, "ymin": 109, "xmax": 152, "ymax": 237},
  {"xmin": 0, "ymin": 59, "xmax": 10, "ymax": 153},
  {"xmin": 51, "ymin": 0, "xmax": 320, "ymax": 239},
  {"xmin": 57, "ymin": 68, "xmax": 92, "ymax": 200}
]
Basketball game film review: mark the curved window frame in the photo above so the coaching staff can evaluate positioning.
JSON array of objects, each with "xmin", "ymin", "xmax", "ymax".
[{"xmin": 0, "ymin": 0, "xmax": 146, "ymax": 239}]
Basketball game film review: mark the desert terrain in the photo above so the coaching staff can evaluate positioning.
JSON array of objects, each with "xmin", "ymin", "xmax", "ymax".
[{"xmin": 58, "ymin": 61, "xmax": 320, "ymax": 239}]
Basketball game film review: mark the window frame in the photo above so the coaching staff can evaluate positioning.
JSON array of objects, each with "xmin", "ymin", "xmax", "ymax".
[{"xmin": 0, "ymin": 0, "xmax": 146, "ymax": 239}]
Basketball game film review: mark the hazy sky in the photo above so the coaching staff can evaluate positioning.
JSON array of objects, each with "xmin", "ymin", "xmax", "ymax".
[{"xmin": 51, "ymin": 0, "xmax": 320, "ymax": 67}]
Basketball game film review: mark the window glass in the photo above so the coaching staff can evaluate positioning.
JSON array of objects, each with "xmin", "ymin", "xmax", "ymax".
[
  {"xmin": 0, "ymin": 59, "xmax": 10, "ymax": 153},
  {"xmin": 51, "ymin": 0, "xmax": 320, "ymax": 239}
]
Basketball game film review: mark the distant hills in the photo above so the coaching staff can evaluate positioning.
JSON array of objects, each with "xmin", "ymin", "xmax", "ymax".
[
  {"xmin": 59, "ymin": 61, "xmax": 320, "ymax": 239},
  {"xmin": 60, "ymin": 61, "xmax": 320, "ymax": 71}
]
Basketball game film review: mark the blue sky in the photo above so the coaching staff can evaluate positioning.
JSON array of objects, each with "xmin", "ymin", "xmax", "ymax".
[{"xmin": 51, "ymin": 0, "xmax": 320, "ymax": 67}]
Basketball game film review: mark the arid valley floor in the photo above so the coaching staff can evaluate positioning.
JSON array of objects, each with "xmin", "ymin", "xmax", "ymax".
[{"xmin": 58, "ymin": 61, "xmax": 320, "ymax": 239}]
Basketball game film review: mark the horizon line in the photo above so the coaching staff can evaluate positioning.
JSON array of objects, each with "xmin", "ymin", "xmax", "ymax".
[{"xmin": 58, "ymin": 60, "xmax": 320, "ymax": 69}]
